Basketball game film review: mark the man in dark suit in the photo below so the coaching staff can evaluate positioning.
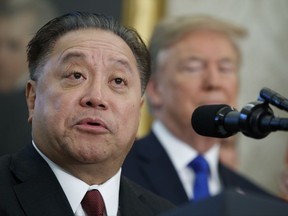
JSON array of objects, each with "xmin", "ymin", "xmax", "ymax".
[
  {"xmin": 0, "ymin": 12, "xmax": 174, "ymax": 215},
  {"xmin": 122, "ymin": 15, "xmax": 275, "ymax": 205},
  {"xmin": 123, "ymin": 132, "xmax": 274, "ymax": 205}
]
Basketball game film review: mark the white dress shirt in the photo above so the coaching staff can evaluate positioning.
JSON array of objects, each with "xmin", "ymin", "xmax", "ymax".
[
  {"xmin": 152, "ymin": 120, "xmax": 222, "ymax": 199},
  {"xmin": 32, "ymin": 141, "xmax": 120, "ymax": 216}
]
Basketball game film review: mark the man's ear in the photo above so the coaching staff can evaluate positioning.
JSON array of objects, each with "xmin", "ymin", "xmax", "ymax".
[
  {"xmin": 146, "ymin": 78, "xmax": 163, "ymax": 108},
  {"xmin": 26, "ymin": 80, "xmax": 36, "ymax": 124}
]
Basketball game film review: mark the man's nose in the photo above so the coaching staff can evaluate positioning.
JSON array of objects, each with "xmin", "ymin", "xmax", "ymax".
[
  {"xmin": 80, "ymin": 82, "xmax": 108, "ymax": 110},
  {"xmin": 203, "ymin": 64, "xmax": 221, "ymax": 88}
]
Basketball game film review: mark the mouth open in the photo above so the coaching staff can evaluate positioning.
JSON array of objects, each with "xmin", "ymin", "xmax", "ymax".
[
  {"xmin": 87, "ymin": 122, "xmax": 101, "ymax": 126},
  {"xmin": 76, "ymin": 118, "xmax": 108, "ymax": 133}
]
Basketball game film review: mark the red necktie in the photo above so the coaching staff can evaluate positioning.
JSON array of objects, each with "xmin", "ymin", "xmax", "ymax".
[{"xmin": 81, "ymin": 189, "xmax": 105, "ymax": 216}]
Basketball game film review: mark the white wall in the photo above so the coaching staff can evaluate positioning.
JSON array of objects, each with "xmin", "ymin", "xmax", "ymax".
[{"xmin": 166, "ymin": 0, "xmax": 288, "ymax": 195}]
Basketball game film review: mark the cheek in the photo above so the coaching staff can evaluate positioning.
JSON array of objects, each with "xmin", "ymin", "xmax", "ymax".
[
  {"xmin": 160, "ymin": 83, "xmax": 194, "ymax": 117},
  {"xmin": 166, "ymin": 78, "xmax": 199, "ymax": 102},
  {"xmin": 226, "ymin": 78, "xmax": 239, "ymax": 96},
  {"xmin": 167, "ymin": 80, "xmax": 202, "ymax": 114},
  {"xmin": 35, "ymin": 90, "xmax": 71, "ymax": 127},
  {"xmin": 110, "ymin": 101, "xmax": 141, "ymax": 157},
  {"xmin": 223, "ymin": 77, "xmax": 239, "ymax": 106},
  {"xmin": 116, "ymin": 102, "xmax": 141, "ymax": 136}
]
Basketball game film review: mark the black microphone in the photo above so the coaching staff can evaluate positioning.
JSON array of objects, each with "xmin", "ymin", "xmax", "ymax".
[
  {"xmin": 191, "ymin": 102, "xmax": 288, "ymax": 139},
  {"xmin": 259, "ymin": 87, "xmax": 288, "ymax": 111},
  {"xmin": 191, "ymin": 104, "xmax": 239, "ymax": 138}
]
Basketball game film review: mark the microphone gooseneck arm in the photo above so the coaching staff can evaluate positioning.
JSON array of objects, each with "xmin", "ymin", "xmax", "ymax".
[{"xmin": 259, "ymin": 87, "xmax": 288, "ymax": 112}]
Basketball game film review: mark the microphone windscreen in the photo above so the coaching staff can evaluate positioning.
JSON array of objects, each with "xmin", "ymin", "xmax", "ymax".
[{"xmin": 191, "ymin": 104, "xmax": 229, "ymax": 138}]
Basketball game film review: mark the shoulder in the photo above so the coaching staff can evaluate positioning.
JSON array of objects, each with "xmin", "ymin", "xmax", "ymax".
[
  {"xmin": 0, "ymin": 154, "xmax": 12, "ymax": 175},
  {"xmin": 120, "ymin": 176, "xmax": 175, "ymax": 214},
  {"xmin": 0, "ymin": 153, "xmax": 20, "ymax": 207},
  {"xmin": 122, "ymin": 131, "xmax": 165, "ymax": 176},
  {"xmin": 126, "ymin": 131, "xmax": 163, "ymax": 159},
  {"xmin": 219, "ymin": 163, "xmax": 276, "ymax": 198}
]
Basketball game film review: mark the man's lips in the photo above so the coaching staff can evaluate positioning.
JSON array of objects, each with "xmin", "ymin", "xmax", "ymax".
[
  {"xmin": 201, "ymin": 101, "xmax": 227, "ymax": 105},
  {"xmin": 75, "ymin": 118, "xmax": 108, "ymax": 133},
  {"xmin": 200, "ymin": 98, "xmax": 229, "ymax": 105}
]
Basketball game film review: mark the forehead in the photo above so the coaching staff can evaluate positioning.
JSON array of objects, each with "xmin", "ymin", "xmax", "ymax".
[
  {"xmin": 183, "ymin": 31, "xmax": 239, "ymax": 60},
  {"xmin": 51, "ymin": 28, "xmax": 136, "ymax": 64},
  {"xmin": 158, "ymin": 30, "xmax": 239, "ymax": 64},
  {"xmin": 176, "ymin": 30, "xmax": 237, "ymax": 52},
  {"xmin": 156, "ymin": 30, "xmax": 240, "ymax": 73}
]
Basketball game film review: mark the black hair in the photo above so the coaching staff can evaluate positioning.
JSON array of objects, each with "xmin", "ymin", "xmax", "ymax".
[{"xmin": 27, "ymin": 11, "xmax": 150, "ymax": 94}]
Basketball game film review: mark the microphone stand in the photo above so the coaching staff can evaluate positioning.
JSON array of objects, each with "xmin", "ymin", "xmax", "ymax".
[{"xmin": 238, "ymin": 87, "xmax": 288, "ymax": 139}]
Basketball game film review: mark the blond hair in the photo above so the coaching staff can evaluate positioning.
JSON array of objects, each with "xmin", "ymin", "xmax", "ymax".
[{"xmin": 149, "ymin": 14, "xmax": 247, "ymax": 74}]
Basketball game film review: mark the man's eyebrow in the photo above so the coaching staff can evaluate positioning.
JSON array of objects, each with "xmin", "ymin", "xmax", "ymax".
[
  {"xmin": 219, "ymin": 57, "xmax": 237, "ymax": 65},
  {"xmin": 59, "ymin": 51, "xmax": 87, "ymax": 63},
  {"xmin": 185, "ymin": 57, "xmax": 203, "ymax": 62},
  {"xmin": 116, "ymin": 59, "xmax": 131, "ymax": 68},
  {"xmin": 113, "ymin": 58, "xmax": 134, "ymax": 73},
  {"xmin": 180, "ymin": 57, "xmax": 203, "ymax": 64}
]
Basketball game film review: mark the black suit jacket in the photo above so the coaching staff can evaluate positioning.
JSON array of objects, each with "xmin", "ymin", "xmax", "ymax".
[
  {"xmin": 0, "ymin": 88, "xmax": 31, "ymax": 155},
  {"xmin": 0, "ymin": 144, "xmax": 174, "ymax": 216},
  {"xmin": 122, "ymin": 131, "xmax": 274, "ymax": 205}
]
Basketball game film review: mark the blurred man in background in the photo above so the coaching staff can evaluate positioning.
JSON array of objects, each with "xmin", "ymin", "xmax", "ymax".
[
  {"xmin": 123, "ymin": 15, "xmax": 275, "ymax": 205},
  {"xmin": 0, "ymin": 0, "xmax": 57, "ymax": 155}
]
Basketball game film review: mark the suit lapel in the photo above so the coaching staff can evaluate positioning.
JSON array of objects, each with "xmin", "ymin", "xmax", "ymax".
[
  {"xmin": 136, "ymin": 132, "xmax": 188, "ymax": 204},
  {"xmin": 119, "ymin": 177, "xmax": 154, "ymax": 216},
  {"xmin": 11, "ymin": 144, "xmax": 74, "ymax": 216}
]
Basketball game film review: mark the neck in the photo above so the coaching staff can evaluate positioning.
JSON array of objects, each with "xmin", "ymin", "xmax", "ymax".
[
  {"xmin": 160, "ymin": 119, "xmax": 219, "ymax": 154},
  {"xmin": 190, "ymin": 135, "xmax": 218, "ymax": 154},
  {"xmin": 63, "ymin": 163, "xmax": 120, "ymax": 185}
]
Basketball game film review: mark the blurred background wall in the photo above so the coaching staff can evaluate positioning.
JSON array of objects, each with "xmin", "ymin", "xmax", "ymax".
[{"xmin": 49, "ymin": 0, "xmax": 122, "ymax": 21}]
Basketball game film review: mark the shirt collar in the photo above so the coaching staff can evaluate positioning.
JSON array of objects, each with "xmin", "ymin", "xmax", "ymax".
[
  {"xmin": 152, "ymin": 120, "xmax": 220, "ymax": 177},
  {"xmin": 32, "ymin": 141, "xmax": 120, "ymax": 216}
]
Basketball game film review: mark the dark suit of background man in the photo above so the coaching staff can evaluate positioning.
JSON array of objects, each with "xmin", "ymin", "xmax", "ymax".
[
  {"xmin": 0, "ymin": 11, "xmax": 174, "ymax": 215},
  {"xmin": 122, "ymin": 15, "xmax": 276, "ymax": 205}
]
